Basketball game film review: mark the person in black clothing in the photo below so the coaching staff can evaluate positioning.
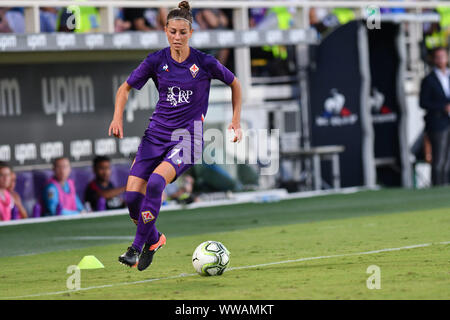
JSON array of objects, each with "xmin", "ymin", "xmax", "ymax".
[
  {"xmin": 85, "ymin": 156, "xmax": 126, "ymax": 211},
  {"xmin": 419, "ymin": 47, "xmax": 450, "ymax": 186},
  {"xmin": 122, "ymin": 7, "xmax": 168, "ymax": 31}
]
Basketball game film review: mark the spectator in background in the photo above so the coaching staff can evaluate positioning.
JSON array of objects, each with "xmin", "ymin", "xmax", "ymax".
[
  {"xmin": 115, "ymin": 8, "xmax": 132, "ymax": 32},
  {"xmin": 0, "ymin": 7, "xmax": 25, "ymax": 33},
  {"xmin": 249, "ymin": 8, "xmax": 267, "ymax": 28},
  {"xmin": 0, "ymin": 162, "xmax": 13, "ymax": 221},
  {"xmin": 122, "ymin": 7, "xmax": 168, "ymax": 31},
  {"xmin": 194, "ymin": 8, "xmax": 231, "ymax": 65},
  {"xmin": 43, "ymin": 157, "xmax": 84, "ymax": 216},
  {"xmin": 7, "ymin": 170, "xmax": 27, "ymax": 219},
  {"xmin": 423, "ymin": 7, "xmax": 450, "ymax": 52},
  {"xmin": 163, "ymin": 174, "xmax": 196, "ymax": 205},
  {"xmin": 40, "ymin": 7, "xmax": 58, "ymax": 32},
  {"xmin": 56, "ymin": 6, "xmax": 100, "ymax": 32},
  {"xmin": 309, "ymin": 7, "xmax": 331, "ymax": 36},
  {"xmin": 419, "ymin": 47, "xmax": 450, "ymax": 186},
  {"xmin": 0, "ymin": 8, "xmax": 12, "ymax": 32},
  {"xmin": 84, "ymin": 156, "xmax": 126, "ymax": 211}
]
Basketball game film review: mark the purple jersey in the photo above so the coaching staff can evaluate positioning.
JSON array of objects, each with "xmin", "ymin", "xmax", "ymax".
[{"xmin": 127, "ymin": 47, "xmax": 235, "ymax": 135}]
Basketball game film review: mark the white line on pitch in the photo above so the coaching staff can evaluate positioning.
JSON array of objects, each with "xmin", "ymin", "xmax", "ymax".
[{"xmin": 2, "ymin": 241, "xmax": 448, "ymax": 300}]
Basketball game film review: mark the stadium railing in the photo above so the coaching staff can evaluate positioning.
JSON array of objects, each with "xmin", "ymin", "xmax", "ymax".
[{"xmin": 0, "ymin": 1, "xmax": 445, "ymax": 33}]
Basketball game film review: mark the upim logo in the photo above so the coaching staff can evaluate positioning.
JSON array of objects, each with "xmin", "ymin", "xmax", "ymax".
[
  {"xmin": 140, "ymin": 33, "xmax": 158, "ymax": 47},
  {"xmin": 0, "ymin": 145, "xmax": 11, "ymax": 161},
  {"xmin": 112, "ymin": 75, "xmax": 153, "ymax": 122},
  {"xmin": 56, "ymin": 33, "xmax": 76, "ymax": 50},
  {"xmin": 27, "ymin": 34, "xmax": 47, "ymax": 50},
  {"xmin": 40, "ymin": 142, "xmax": 64, "ymax": 163},
  {"xmin": 113, "ymin": 33, "xmax": 132, "ymax": 49},
  {"xmin": 42, "ymin": 76, "xmax": 95, "ymax": 126},
  {"xmin": 119, "ymin": 137, "xmax": 140, "ymax": 157},
  {"xmin": 316, "ymin": 89, "xmax": 358, "ymax": 127},
  {"xmin": 95, "ymin": 138, "xmax": 117, "ymax": 156},
  {"xmin": 85, "ymin": 34, "xmax": 104, "ymax": 49},
  {"xmin": 15, "ymin": 143, "xmax": 37, "ymax": 165},
  {"xmin": 192, "ymin": 32, "xmax": 210, "ymax": 47},
  {"xmin": 70, "ymin": 140, "xmax": 92, "ymax": 161},
  {"xmin": 242, "ymin": 30, "xmax": 259, "ymax": 45},
  {"xmin": 0, "ymin": 78, "xmax": 21, "ymax": 117},
  {"xmin": 0, "ymin": 35, "xmax": 17, "ymax": 51}
]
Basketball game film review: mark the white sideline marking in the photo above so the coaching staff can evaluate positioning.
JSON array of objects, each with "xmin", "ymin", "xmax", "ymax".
[{"xmin": 2, "ymin": 241, "xmax": 448, "ymax": 300}]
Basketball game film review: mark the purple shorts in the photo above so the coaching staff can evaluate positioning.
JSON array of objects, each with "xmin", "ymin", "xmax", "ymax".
[{"xmin": 129, "ymin": 124, "xmax": 202, "ymax": 182}]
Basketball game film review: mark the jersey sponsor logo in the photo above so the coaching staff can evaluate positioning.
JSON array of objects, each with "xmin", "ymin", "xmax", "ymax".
[
  {"xmin": 141, "ymin": 210, "xmax": 155, "ymax": 224},
  {"xmin": 163, "ymin": 64, "xmax": 169, "ymax": 72},
  {"xmin": 190, "ymin": 64, "xmax": 199, "ymax": 78},
  {"xmin": 167, "ymin": 86, "xmax": 193, "ymax": 106}
]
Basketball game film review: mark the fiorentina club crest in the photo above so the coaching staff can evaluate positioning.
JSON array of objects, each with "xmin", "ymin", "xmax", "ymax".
[
  {"xmin": 141, "ymin": 210, "xmax": 155, "ymax": 224},
  {"xmin": 190, "ymin": 64, "xmax": 199, "ymax": 78}
]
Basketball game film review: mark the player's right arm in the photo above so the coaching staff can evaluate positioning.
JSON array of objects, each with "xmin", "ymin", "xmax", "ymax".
[{"xmin": 109, "ymin": 81, "xmax": 132, "ymax": 139}]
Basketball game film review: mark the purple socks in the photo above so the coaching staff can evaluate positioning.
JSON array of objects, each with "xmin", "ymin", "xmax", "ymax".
[
  {"xmin": 132, "ymin": 173, "xmax": 166, "ymax": 251},
  {"xmin": 125, "ymin": 191, "xmax": 145, "ymax": 222}
]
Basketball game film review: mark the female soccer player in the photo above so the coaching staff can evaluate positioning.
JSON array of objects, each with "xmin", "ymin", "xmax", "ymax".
[{"xmin": 109, "ymin": 1, "xmax": 242, "ymax": 271}]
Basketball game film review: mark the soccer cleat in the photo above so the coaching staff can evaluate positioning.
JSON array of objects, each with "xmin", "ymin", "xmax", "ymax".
[
  {"xmin": 118, "ymin": 246, "xmax": 140, "ymax": 267},
  {"xmin": 137, "ymin": 233, "xmax": 166, "ymax": 271}
]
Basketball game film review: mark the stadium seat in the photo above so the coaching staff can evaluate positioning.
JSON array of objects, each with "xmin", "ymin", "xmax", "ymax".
[
  {"xmin": 111, "ymin": 163, "xmax": 130, "ymax": 188},
  {"xmin": 11, "ymin": 206, "xmax": 19, "ymax": 220},
  {"xmin": 15, "ymin": 171, "xmax": 35, "ymax": 215},
  {"xmin": 13, "ymin": 165, "xmax": 130, "ymax": 217},
  {"xmin": 71, "ymin": 167, "xmax": 95, "ymax": 203},
  {"xmin": 32, "ymin": 203, "xmax": 42, "ymax": 218},
  {"xmin": 32, "ymin": 169, "xmax": 54, "ymax": 202},
  {"xmin": 97, "ymin": 197, "xmax": 107, "ymax": 211}
]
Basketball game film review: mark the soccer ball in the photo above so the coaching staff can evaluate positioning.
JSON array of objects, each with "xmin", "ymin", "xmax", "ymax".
[{"xmin": 192, "ymin": 241, "xmax": 230, "ymax": 276}]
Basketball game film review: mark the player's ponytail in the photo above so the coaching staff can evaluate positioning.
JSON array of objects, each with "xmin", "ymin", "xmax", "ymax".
[{"xmin": 167, "ymin": 1, "xmax": 193, "ymax": 28}]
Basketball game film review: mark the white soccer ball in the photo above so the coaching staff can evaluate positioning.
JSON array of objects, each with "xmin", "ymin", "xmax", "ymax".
[{"xmin": 192, "ymin": 241, "xmax": 230, "ymax": 276}]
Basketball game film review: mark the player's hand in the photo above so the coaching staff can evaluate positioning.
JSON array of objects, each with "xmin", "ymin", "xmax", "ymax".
[
  {"xmin": 108, "ymin": 118, "xmax": 124, "ymax": 139},
  {"xmin": 228, "ymin": 121, "xmax": 242, "ymax": 143}
]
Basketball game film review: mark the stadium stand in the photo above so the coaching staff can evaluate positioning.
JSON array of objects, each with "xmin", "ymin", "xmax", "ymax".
[{"xmin": 0, "ymin": 1, "xmax": 447, "ymax": 220}]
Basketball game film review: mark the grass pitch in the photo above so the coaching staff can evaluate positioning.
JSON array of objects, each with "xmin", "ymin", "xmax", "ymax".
[{"xmin": 0, "ymin": 187, "xmax": 449, "ymax": 300}]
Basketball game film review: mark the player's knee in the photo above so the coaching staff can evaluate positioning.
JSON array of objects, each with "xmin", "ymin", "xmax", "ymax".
[{"xmin": 146, "ymin": 173, "xmax": 166, "ymax": 199}]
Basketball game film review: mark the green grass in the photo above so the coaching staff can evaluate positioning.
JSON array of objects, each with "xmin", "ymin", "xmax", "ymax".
[{"xmin": 0, "ymin": 187, "xmax": 449, "ymax": 300}]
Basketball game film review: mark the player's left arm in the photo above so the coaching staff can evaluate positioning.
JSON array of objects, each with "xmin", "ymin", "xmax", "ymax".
[{"xmin": 228, "ymin": 77, "xmax": 243, "ymax": 143}]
